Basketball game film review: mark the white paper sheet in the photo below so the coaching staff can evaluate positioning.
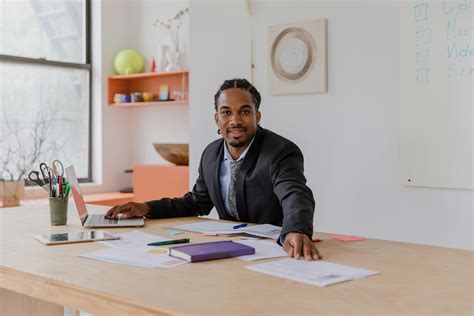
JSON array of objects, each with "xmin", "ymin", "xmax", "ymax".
[
  {"xmin": 239, "ymin": 237, "xmax": 261, "ymax": 240},
  {"xmin": 99, "ymin": 230, "xmax": 171, "ymax": 248},
  {"xmin": 240, "ymin": 224, "xmax": 281, "ymax": 240},
  {"xmin": 245, "ymin": 259, "xmax": 380, "ymax": 287},
  {"xmin": 208, "ymin": 224, "xmax": 282, "ymax": 240},
  {"xmin": 234, "ymin": 239, "xmax": 287, "ymax": 261},
  {"xmin": 80, "ymin": 246, "xmax": 187, "ymax": 269},
  {"xmin": 170, "ymin": 221, "xmax": 240, "ymax": 233}
]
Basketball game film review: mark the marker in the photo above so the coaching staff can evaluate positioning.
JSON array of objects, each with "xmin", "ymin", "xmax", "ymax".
[
  {"xmin": 147, "ymin": 238, "xmax": 190, "ymax": 246},
  {"xmin": 58, "ymin": 176, "xmax": 63, "ymax": 197},
  {"xmin": 64, "ymin": 181, "xmax": 70, "ymax": 197},
  {"xmin": 233, "ymin": 223, "xmax": 247, "ymax": 229}
]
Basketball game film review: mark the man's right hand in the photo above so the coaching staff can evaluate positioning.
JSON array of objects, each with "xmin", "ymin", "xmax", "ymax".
[{"xmin": 105, "ymin": 202, "xmax": 150, "ymax": 219}]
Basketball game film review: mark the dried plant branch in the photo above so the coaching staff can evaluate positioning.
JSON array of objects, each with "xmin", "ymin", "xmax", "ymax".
[
  {"xmin": 0, "ymin": 108, "xmax": 60, "ymax": 181},
  {"xmin": 153, "ymin": 8, "xmax": 189, "ymax": 52}
]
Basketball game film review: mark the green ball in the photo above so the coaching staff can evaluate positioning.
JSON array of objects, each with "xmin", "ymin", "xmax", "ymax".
[{"xmin": 114, "ymin": 49, "xmax": 144, "ymax": 75}]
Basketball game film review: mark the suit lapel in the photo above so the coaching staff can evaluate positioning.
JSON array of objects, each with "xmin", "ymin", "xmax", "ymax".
[
  {"xmin": 212, "ymin": 141, "xmax": 228, "ymax": 218},
  {"xmin": 236, "ymin": 127, "xmax": 264, "ymax": 222}
]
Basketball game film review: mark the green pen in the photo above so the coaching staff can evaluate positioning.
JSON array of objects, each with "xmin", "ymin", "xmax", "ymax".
[
  {"xmin": 147, "ymin": 238, "xmax": 190, "ymax": 246},
  {"xmin": 64, "ymin": 182, "xmax": 70, "ymax": 197}
]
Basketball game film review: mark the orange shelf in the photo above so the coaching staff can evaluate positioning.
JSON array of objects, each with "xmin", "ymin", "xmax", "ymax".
[
  {"xmin": 108, "ymin": 70, "xmax": 189, "ymax": 107},
  {"xmin": 109, "ymin": 69, "xmax": 188, "ymax": 80},
  {"xmin": 110, "ymin": 100, "xmax": 189, "ymax": 108}
]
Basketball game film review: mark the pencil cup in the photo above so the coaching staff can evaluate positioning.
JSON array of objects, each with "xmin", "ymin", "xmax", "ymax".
[{"xmin": 49, "ymin": 196, "xmax": 68, "ymax": 225}]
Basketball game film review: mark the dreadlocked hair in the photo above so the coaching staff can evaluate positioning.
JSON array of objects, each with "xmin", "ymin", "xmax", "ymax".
[{"xmin": 214, "ymin": 78, "xmax": 262, "ymax": 111}]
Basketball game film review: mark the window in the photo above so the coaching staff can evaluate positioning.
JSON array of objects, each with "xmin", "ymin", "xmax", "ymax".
[{"xmin": 0, "ymin": 0, "xmax": 91, "ymax": 182}]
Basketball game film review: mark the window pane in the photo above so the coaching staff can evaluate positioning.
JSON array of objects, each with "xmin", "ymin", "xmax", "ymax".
[
  {"xmin": 0, "ymin": 0, "xmax": 86, "ymax": 64},
  {"xmin": 0, "ymin": 62, "xmax": 89, "ymax": 180}
]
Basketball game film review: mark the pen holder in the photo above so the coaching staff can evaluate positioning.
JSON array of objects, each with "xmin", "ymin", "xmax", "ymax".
[{"xmin": 49, "ymin": 196, "xmax": 68, "ymax": 226}]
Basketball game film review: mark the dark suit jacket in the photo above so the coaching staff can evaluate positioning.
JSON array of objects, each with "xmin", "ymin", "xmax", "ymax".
[{"xmin": 146, "ymin": 127, "xmax": 315, "ymax": 240}]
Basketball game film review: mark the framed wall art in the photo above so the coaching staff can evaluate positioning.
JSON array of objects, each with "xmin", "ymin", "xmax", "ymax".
[{"xmin": 268, "ymin": 19, "xmax": 328, "ymax": 95}]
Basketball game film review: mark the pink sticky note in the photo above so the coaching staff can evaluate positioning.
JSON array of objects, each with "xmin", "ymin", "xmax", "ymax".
[
  {"xmin": 202, "ymin": 232, "xmax": 218, "ymax": 236},
  {"xmin": 333, "ymin": 235, "xmax": 365, "ymax": 242}
]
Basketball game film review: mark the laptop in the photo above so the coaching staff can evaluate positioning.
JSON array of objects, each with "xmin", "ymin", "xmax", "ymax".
[{"xmin": 65, "ymin": 166, "xmax": 145, "ymax": 228}]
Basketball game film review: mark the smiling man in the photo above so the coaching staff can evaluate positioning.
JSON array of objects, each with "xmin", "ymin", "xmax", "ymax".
[{"xmin": 106, "ymin": 79, "xmax": 321, "ymax": 261}]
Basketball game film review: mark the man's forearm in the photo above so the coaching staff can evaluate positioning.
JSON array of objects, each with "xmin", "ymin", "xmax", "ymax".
[{"xmin": 145, "ymin": 192, "xmax": 212, "ymax": 219}]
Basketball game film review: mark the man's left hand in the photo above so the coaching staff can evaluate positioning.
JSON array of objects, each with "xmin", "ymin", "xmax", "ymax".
[{"xmin": 283, "ymin": 232, "xmax": 322, "ymax": 261}]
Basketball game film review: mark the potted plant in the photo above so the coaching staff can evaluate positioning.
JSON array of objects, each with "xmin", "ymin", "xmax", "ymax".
[{"xmin": 0, "ymin": 177, "xmax": 25, "ymax": 208}]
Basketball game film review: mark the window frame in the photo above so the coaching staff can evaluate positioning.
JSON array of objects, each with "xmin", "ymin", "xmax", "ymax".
[{"xmin": 0, "ymin": 0, "xmax": 92, "ymax": 183}]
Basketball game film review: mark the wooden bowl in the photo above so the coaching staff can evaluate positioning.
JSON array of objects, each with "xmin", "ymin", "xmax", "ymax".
[{"xmin": 152, "ymin": 143, "xmax": 189, "ymax": 166}]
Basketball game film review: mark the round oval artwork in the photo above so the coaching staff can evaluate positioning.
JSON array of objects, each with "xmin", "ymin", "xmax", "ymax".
[{"xmin": 271, "ymin": 27, "xmax": 316, "ymax": 82}]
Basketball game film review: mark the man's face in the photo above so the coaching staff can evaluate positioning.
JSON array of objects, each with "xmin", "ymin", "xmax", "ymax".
[{"xmin": 214, "ymin": 88, "xmax": 261, "ymax": 148}]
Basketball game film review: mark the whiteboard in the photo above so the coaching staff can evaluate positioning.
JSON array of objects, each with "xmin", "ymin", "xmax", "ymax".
[{"xmin": 400, "ymin": 0, "xmax": 473, "ymax": 189}]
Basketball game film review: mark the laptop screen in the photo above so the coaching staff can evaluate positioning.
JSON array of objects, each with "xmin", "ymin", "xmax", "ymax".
[{"xmin": 65, "ymin": 166, "xmax": 88, "ymax": 224}]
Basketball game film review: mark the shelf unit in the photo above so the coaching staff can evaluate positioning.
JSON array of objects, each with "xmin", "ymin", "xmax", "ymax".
[
  {"xmin": 133, "ymin": 165, "xmax": 189, "ymax": 202},
  {"xmin": 108, "ymin": 70, "xmax": 189, "ymax": 108}
]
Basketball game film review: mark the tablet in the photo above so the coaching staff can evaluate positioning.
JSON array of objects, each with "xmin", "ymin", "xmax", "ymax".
[{"xmin": 34, "ymin": 230, "xmax": 120, "ymax": 245}]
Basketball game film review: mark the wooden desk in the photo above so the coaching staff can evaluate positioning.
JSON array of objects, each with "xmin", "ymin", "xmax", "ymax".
[{"xmin": 0, "ymin": 203, "xmax": 472, "ymax": 315}]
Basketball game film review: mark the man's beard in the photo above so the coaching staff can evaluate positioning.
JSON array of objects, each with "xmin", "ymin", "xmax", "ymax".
[
  {"xmin": 225, "ymin": 126, "xmax": 248, "ymax": 148},
  {"xmin": 227, "ymin": 139, "xmax": 247, "ymax": 148}
]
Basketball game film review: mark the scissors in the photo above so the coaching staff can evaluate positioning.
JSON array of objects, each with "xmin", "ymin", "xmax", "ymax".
[
  {"xmin": 28, "ymin": 171, "xmax": 50, "ymax": 192},
  {"xmin": 39, "ymin": 162, "xmax": 52, "ymax": 183},
  {"xmin": 51, "ymin": 159, "xmax": 64, "ymax": 178},
  {"xmin": 28, "ymin": 171, "xmax": 45, "ymax": 187}
]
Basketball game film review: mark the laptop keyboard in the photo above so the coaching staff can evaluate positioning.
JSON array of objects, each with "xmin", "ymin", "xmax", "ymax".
[{"xmin": 88, "ymin": 215, "xmax": 119, "ymax": 225}]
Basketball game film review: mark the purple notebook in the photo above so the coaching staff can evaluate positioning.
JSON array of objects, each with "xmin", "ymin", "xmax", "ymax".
[{"xmin": 168, "ymin": 240, "xmax": 255, "ymax": 262}]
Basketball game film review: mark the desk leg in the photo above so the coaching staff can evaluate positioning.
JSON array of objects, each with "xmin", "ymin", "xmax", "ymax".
[{"xmin": 0, "ymin": 288, "xmax": 63, "ymax": 316}]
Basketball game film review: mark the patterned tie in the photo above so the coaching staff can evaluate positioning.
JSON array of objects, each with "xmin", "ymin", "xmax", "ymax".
[{"xmin": 228, "ymin": 160, "xmax": 243, "ymax": 220}]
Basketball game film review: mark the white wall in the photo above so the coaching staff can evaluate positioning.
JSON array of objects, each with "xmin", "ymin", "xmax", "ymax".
[
  {"xmin": 190, "ymin": 0, "xmax": 473, "ymax": 250},
  {"xmin": 89, "ymin": 0, "xmax": 136, "ymax": 192},
  {"xmin": 189, "ymin": 0, "xmax": 252, "ymax": 217}
]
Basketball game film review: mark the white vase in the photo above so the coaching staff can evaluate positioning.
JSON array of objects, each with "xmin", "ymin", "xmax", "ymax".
[
  {"xmin": 165, "ymin": 50, "xmax": 181, "ymax": 72},
  {"xmin": 157, "ymin": 45, "xmax": 169, "ymax": 72}
]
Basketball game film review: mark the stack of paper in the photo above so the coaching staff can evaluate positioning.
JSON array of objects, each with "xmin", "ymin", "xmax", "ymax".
[
  {"xmin": 99, "ymin": 230, "xmax": 171, "ymax": 248},
  {"xmin": 169, "ymin": 222, "xmax": 282, "ymax": 240},
  {"xmin": 206, "ymin": 224, "xmax": 282, "ymax": 240},
  {"xmin": 245, "ymin": 259, "xmax": 380, "ymax": 287},
  {"xmin": 240, "ymin": 224, "xmax": 281, "ymax": 240},
  {"xmin": 81, "ymin": 246, "xmax": 187, "ymax": 269},
  {"xmin": 81, "ymin": 230, "xmax": 187, "ymax": 269},
  {"xmin": 169, "ymin": 221, "xmax": 239, "ymax": 233}
]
